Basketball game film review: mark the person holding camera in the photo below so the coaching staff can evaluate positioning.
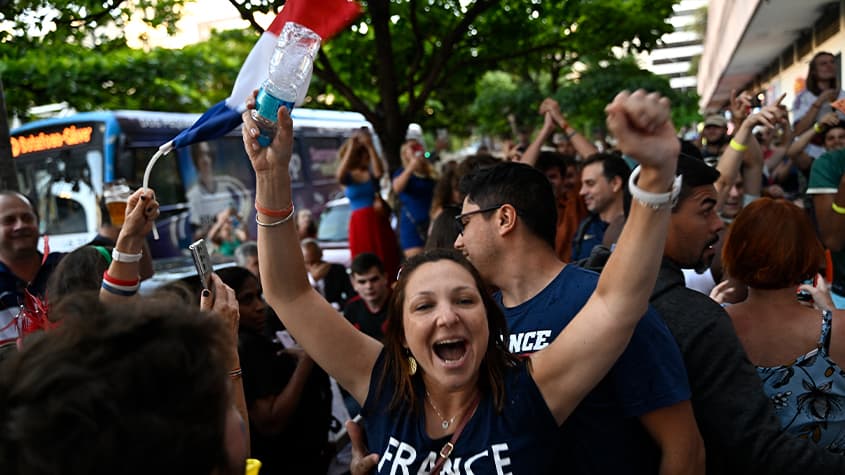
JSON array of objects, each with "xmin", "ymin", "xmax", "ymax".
[
  {"xmin": 392, "ymin": 132, "xmax": 437, "ymax": 258},
  {"xmin": 335, "ymin": 129, "xmax": 400, "ymax": 281}
]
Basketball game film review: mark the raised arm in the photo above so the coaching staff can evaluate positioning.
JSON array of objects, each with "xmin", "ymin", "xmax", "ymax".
[
  {"xmin": 99, "ymin": 188, "xmax": 159, "ymax": 304},
  {"xmin": 813, "ymin": 172, "xmax": 845, "ymax": 252},
  {"xmin": 530, "ymin": 90, "xmax": 679, "ymax": 424},
  {"xmin": 335, "ymin": 135, "xmax": 359, "ymax": 185},
  {"xmin": 392, "ymin": 144, "xmax": 424, "ymax": 193},
  {"xmin": 242, "ymin": 98, "xmax": 381, "ymax": 405},
  {"xmin": 794, "ymin": 88, "xmax": 838, "ymax": 135},
  {"xmin": 715, "ymin": 96, "xmax": 786, "ymax": 207},
  {"xmin": 516, "ymin": 99, "xmax": 557, "ymax": 167},
  {"xmin": 360, "ymin": 130, "xmax": 384, "ymax": 180},
  {"xmin": 201, "ymin": 273, "xmax": 250, "ymax": 453},
  {"xmin": 544, "ymin": 97, "xmax": 599, "ymax": 158}
]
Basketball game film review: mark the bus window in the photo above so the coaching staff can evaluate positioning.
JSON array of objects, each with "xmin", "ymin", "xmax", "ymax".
[
  {"xmin": 183, "ymin": 138, "xmax": 255, "ymax": 238},
  {"xmin": 302, "ymin": 136, "xmax": 345, "ymax": 185},
  {"xmin": 14, "ymin": 148, "xmax": 100, "ymax": 238},
  {"xmin": 42, "ymin": 195, "xmax": 88, "ymax": 234}
]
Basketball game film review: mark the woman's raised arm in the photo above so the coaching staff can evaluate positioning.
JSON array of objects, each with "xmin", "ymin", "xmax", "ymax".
[
  {"xmin": 531, "ymin": 90, "xmax": 679, "ymax": 425},
  {"xmin": 242, "ymin": 99, "xmax": 381, "ymax": 404}
]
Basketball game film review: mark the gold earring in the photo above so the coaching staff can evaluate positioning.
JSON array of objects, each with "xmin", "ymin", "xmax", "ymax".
[{"xmin": 407, "ymin": 355, "xmax": 418, "ymax": 375}]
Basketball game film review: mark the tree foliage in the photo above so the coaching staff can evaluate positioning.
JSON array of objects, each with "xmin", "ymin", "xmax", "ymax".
[
  {"xmin": 4, "ymin": 29, "xmax": 255, "ymax": 120},
  {"xmin": 471, "ymin": 55, "xmax": 701, "ymax": 141},
  {"xmin": 4, "ymin": 0, "xmax": 680, "ymax": 168},
  {"xmin": 310, "ymin": 0, "xmax": 677, "ymax": 167},
  {"xmin": 1, "ymin": 0, "xmax": 191, "ymax": 46},
  {"xmin": 555, "ymin": 56, "xmax": 701, "ymax": 135}
]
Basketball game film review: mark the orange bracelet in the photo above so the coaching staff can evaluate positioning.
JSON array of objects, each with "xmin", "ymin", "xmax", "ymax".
[{"xmin": 255, "ymin": 201, "xmax": 294, "ymax": 219}]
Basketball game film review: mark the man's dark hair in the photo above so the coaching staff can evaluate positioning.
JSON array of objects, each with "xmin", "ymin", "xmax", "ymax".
[
  {"xmin": 535, "ymin": 151, "xmax": 575, "ymax": 176},
  {"xmin": 675, "ymin": 143, "xmax": 721, "ymax": 209},
  {"xmin": 0, "ymin": 294, "xmax": 233, "ymax": 475},
  {"xmin": 350, "ymin": 252, "xmax": 385, "ymax": 276},
  {"xmin": 459, "ymin": 162, "xmax": 557, "ymax": 248},
  {"xmin": 425, "ymin": 205, "xmax": 462, "ymax": 251},
  {"xmin": 581, "ymin": 153, "xmax": 631, "ymax": 184}
]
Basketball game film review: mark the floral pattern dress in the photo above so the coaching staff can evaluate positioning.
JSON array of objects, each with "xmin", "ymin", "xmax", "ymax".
[{"xmin": 757, "ymin": 310, "xmax": 845, "ymax": 453}]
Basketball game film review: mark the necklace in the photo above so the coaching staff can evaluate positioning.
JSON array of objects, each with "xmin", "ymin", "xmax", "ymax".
[{"xmin": 425, "ymin": 391, "xmax": 457, "ymax": 430}]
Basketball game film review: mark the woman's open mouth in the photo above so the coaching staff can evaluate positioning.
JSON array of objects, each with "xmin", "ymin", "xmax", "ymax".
[{"xmin": 433, "ymin": 338, "xmax": 468, "ymax": 366}]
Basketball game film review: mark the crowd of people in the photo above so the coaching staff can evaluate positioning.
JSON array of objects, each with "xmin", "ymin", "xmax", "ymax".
[{"xmin": 2, "ymin": 50, "xmax": 845, "ymax": 475}]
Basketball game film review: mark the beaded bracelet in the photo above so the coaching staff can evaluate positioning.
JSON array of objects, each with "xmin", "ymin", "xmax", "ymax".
[
  {"xmin": 627, "ymin": 166, "xmax": 683, "ymax": 210},
  {"xmin": 256, "ymin": 204, "xmax": 296, "ymax": 227}
]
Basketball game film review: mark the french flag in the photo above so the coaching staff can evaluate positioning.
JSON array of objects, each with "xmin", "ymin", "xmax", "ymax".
[{"xmin": 164, "ymin": 0, "xmax": 362, "ymax": 151}]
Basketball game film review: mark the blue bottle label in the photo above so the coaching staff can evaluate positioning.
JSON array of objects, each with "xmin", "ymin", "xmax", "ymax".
[{"xmin": 255, "ymin": 87, "xmax": 295, "ymax": 122}]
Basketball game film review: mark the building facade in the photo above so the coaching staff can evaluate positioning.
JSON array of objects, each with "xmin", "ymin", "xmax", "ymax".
[
  {"xmin": 638, "ymin": 0, "xmax": 707, "ymax": 92},
  {"xmin": 698, "ymin": 0, "xmax": 844, "ymax": 116}
]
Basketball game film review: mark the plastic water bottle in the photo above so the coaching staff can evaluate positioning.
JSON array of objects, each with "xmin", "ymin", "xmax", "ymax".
[{"xmin": 252, "ymin": 22, "xmax": 322, "ymax": 147}]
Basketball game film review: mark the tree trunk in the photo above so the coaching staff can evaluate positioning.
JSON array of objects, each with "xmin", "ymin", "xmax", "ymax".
[
  {"xmin": 368, "ymin": 0, "xmax": 406, "ymax": 173},
  {"xmin": 0, "ymin": 79, "xmax": 18, "ymax": 192}
]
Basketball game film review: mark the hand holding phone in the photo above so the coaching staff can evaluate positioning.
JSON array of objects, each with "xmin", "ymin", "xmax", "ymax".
[{"xmin": 189, "ymin": 239, "xmax": 214, "ymax": 295}]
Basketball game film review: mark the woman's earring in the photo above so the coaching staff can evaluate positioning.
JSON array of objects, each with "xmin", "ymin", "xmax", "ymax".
[{"xmin": 407, "ymin": 355, "xmax": 418, "ymax": 375}]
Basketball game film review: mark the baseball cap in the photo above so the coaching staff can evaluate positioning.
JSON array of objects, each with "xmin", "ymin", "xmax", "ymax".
[
  {"xmin": 704, "ymin": 114, "xmax": 727, "ymax": 128},
  {"xmin": 406, "ymin": 123, "xmax": 423, "ymax": 142}
]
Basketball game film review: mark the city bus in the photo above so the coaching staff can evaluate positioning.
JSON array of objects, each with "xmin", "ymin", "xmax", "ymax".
[{"xmin": 10, "ymin": 108, "xmax": 374, "ymax": 261}]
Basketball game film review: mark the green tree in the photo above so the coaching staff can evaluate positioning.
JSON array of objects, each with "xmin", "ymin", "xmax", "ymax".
[
  {"xmin": 554, "ymin": 56, "xmax": 701, "ymax": 136},
  {"xmin": 2, "ymin": 0, "xmax": 191, "ymax": 46},
  {"xmin": 4, "ymin": 0, "xmax": 678, "ymax": 168},
  {"xmin": 310, "ymin": 0, "xmax": 677, "ymax": 168},
  {"xmin": 4, "ymin": 29, "xmax": 255, "ymax": 119}
]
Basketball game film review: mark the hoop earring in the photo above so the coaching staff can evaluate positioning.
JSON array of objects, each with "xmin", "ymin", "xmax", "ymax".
[{"xmin": 407, "ymin": 355, "xmax": 418, "ymax": 376}]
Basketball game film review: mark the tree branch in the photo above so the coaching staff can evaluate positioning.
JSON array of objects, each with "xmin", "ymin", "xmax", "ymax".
[
  {"xmin": 407, "ymin": 0, "xmax": 425, "ymax": 95},
  {"xmin": 228, "ymin": 0, "xmax": 268, "ymax": 33},
  {"xmin": 52, "ymin": 0, "xmax": 125, "ymax": 29},
  {"xmin": 452, "ymin": 41, "xmax": 569, "ymax": 70},
  {"xmin": 408, "ymin": 0, "xmax": 497, "ymax": 116},
  {"xmin": 313, "ymin": 54, "xmax": 377, "ymax": 124}
]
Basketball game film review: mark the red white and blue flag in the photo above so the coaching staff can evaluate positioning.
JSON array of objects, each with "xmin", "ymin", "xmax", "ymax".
[{"xmin": 166, "ymin": 0, "xmax": 362, "ymax": 150}]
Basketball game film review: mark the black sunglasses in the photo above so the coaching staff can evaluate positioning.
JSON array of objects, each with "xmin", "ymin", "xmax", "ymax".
[{"xmin": 454, "ymin": 205, "xmax": 503, "ymax": 235}]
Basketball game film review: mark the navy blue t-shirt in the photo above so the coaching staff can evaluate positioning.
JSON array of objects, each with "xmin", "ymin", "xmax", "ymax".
[
  {"xmin": 362, "ymin": 351, "xmax": 561, "ymax": 474},
  {"xmin": 497, "ymin": 265, "xmax": 690, "ymax": 474},
  {"xmin": 571, "ymin": 214, "xmax": 609, "ymax": 261}
]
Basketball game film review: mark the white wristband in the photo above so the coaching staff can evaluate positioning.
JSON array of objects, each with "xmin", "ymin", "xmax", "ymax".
[
  {"xmin": 628, "ymin": 166, "xmax": 682, "ymax": 210},
  {"xmin": 112, "ymin": 248, "xmax": 143, "ymax": 263}
]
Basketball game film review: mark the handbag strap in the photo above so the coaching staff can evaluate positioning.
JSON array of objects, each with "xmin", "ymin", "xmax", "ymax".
[{"xmin": 430, "ymin": 393, "xmax": 481, "ymax": 475}]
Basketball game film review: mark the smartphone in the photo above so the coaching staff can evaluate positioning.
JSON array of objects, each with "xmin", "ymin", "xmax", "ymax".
[
  {"xmin": 276, "ymin": 330, "xmax": 300, "ymax": 349},
  {"xmin": 189, "ymin": 239, "xmax": 214, "ymax": 294},
  {"xmin": 797, "ymin": 275, "xmax": 818, "ymax": 302}
]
